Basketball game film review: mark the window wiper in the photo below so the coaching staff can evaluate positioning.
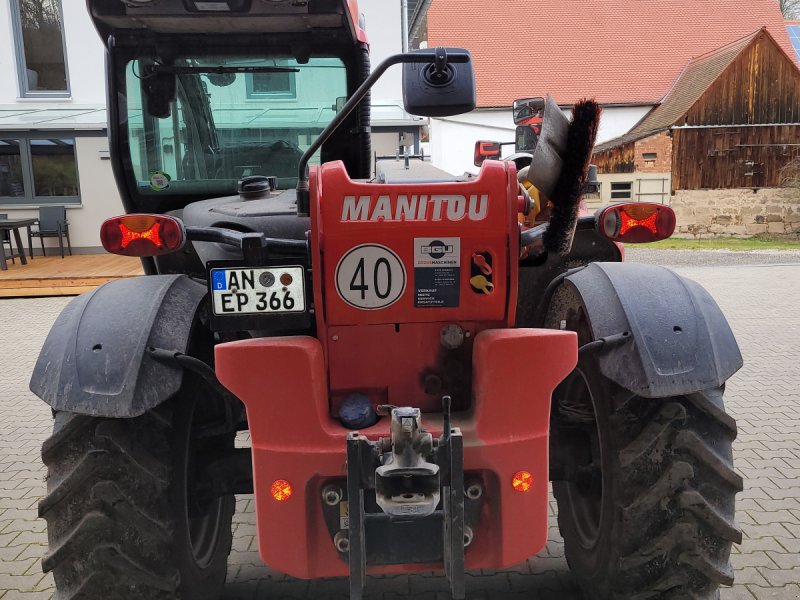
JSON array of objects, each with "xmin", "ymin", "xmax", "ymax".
[{"xmin": 143, "ymin": 65, "xmax": 299, "ymax": 76}]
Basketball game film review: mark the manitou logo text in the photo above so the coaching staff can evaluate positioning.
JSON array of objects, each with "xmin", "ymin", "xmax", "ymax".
[{"xmin": 341, "ymin": 194, "xmax": 489, "ymax": 222}]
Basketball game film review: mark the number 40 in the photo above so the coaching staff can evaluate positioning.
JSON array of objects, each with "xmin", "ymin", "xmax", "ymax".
[{"xmin": 349, "ymin": 257, "xmax": 392, "ymax": 300}]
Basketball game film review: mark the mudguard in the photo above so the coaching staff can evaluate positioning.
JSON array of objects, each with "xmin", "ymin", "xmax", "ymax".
[
  {"xmin": 561, "ymin": 262, "xmax": 742, "ymax": 398},
  {"xmin": 30, "ymin": 275, "xmax": 207, "ymax": 417}
]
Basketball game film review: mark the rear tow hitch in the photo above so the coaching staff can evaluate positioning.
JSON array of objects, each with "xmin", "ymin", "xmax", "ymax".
[{"xmin": 345, "ymin": 397, "xmax": 466, "ymax": 599}]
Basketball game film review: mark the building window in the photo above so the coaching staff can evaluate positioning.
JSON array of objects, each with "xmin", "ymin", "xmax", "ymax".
[
  {"xmin": 10, "ymin": 0, "xmax": 70, "ymax": 97},
  {"xmin": 0, "ymin": 135, "xmax": 80, "ymax": 205},
  {"xmin": 246, "ymin": 61, "xmax": 296, "ymax": 99},
  {"xmin": 0, "ymin": 141, "xmax": 25, "ymax": 199},
  {"xmin": 610, "ymin": 182, "xmax": 633, "ymax": 200},
  {"xmin": 643, "ymin": 152, "xmax": 657, "ymax": 167}
]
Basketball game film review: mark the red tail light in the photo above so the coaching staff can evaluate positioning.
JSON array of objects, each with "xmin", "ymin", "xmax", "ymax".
[
  {"xmin": 597, "ymin": 203, "xmax": 676, "ymax": 243},
  {"xmin": 100, "ymin": 214, "xmax": 186, "ymax": 256}
]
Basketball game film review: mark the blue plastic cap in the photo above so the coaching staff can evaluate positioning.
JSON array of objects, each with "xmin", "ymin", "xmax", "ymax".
[{"xmin": 339, "ymin": 393, "xmax": 378, "ymax": 430}]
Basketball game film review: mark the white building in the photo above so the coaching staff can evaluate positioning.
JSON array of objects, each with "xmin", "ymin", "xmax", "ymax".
[
  {"xmin": 0, "ymin": 0, "xmax": 120, "ymax": 252},
  {"xmin": 0, "ymin": 0, "xmax": 417, "ymax": 252}
]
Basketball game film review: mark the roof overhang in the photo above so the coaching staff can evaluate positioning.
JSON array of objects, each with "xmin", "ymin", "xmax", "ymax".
[
  {"xmin": 0, "ymin": 106, "xmax": 107, "ymax": 131},
  {"xmin": 87, "ymin": 0, "xmax": 366, "ymax": 43}
]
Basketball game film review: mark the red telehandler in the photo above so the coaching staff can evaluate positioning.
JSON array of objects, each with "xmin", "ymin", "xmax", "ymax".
[{"xmin": 30, "ymin": 2, "xmax": 742, "ymax": 599}]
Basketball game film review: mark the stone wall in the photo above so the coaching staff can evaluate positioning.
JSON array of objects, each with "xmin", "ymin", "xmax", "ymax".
[{"xmin": 671, "ymin": 188, "xmax": 800, "ymax": 238}]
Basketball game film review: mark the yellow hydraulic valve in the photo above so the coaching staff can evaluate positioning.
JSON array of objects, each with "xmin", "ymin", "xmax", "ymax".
[{"xmin": 517, "ymin": 166, "xmax": 542, "ymax": 226}]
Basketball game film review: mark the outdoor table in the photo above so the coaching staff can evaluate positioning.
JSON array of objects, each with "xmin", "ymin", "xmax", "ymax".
[{"xmin": 0, "ymin": 218, "xmax": 36, "ymax": 271}]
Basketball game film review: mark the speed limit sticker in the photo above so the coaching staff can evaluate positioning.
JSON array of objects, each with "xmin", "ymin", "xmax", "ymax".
[{"xmin": 335, "ymin": 244, "xmax": 406, "ymax": 310}]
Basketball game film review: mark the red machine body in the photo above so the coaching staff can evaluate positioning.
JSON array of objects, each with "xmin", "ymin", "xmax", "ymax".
[{"xmin": 215, "ymin": 160, "xmax": 578, "ymax": 578}]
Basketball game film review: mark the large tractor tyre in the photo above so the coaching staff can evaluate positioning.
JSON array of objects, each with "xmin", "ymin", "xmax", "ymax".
[
  {"xmin": 39, "ymin": 391, "xmax": 235, "ymax": 600},
  {"xmin": 550, "ymin": 341, "xmax": 742, "ymax": 599}
]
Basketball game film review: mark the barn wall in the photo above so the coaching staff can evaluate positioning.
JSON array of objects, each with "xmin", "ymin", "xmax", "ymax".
[
  {"xmin": 594, "ymin": 142, "xmax": 635, "ymax": 174},
  {"xmin": 634, "ymin": 132, "xmax": 673, "ymax": 172},
  {"xmin": 672, "ymin": 125, "xmax": 800, "ymax": 189},
  {"xmin": 685, "ymin": 33, "xmax": 800, "ymax": 127}
]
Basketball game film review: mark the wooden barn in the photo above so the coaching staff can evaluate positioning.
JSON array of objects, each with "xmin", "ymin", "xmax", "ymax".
[{"xmin": 593, "ymin": 28, "xmax": 800, "ymax": 206}]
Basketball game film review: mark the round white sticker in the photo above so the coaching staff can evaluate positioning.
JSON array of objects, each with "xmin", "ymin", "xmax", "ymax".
[{"xmin": 335, "ymin": 244, "xmax": 406, "ymax": 310}]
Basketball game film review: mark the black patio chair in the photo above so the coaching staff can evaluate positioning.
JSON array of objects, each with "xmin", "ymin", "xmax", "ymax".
[
  {"xmin": 0, "ymin": 214, "xmax": 15, "ymax": 265},
  {"xmin": 29, "ymin": 206, "xmax": 72, "ymax": 258}
]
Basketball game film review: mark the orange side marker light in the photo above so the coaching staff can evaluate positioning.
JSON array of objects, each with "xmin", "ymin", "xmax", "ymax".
[
  {"xmin": 512, "ymin": 471, "xmax": 533, "ymax": 493},
  {"xmin": 271, "ymin": 479, "xmax": 293, "ymax": 502}
]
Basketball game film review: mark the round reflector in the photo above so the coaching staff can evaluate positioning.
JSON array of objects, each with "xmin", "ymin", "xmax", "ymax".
[
  {"xmin": 512, "ymin": 471, "xmax": 533, "ymax": 493},
  {"xmin": 270, "ymin": 479, "xmax": 293, "ymax": 502}
]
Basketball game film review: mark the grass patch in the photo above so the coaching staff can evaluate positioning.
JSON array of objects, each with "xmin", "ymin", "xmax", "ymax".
[{"xmin": 648, "ymin": 235, "xmax": 800, "ymax": 251}]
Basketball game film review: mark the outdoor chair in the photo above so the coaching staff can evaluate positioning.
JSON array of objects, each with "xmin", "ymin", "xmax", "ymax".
[
  {"xmin": 0, "ymin": 214, "xmax": 15, "ymax": 265},
  {"xmin": 29, "ymin": 206, "xmax": 72, "ymax": 258}
]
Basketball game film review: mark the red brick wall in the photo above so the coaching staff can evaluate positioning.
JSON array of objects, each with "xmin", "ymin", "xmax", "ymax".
[{"xmin": 633, "ymin": 132, "xmax": 673, "ymax": 173}]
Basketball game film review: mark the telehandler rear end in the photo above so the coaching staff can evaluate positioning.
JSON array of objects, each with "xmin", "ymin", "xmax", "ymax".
[{"xmin": 30, "ymin": 2, "xmax": 743, "ymax": 599}]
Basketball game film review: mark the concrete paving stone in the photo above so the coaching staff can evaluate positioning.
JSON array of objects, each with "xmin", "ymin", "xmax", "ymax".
[
  {"xmin": 766, "ymin": 552, "xmax": 800, "ymax": 570},
  {"xmin": 0, "ymin": 573, "xmax": 47, "ymax": 593},
  {"xmin": 750, "ymin": 510, "xmax": 800, "ymax": 526},
  {"xmin": 758, "ymin": 498, "xmax": 800, "ymax": 511},
  {"xmin": 731, "ymin": 552, "xmax": 779, "ymax": 569},
  {"xmin": 749, "ymin": 586, "xmax": 800, "ymax": 599},
  {"xmin": 757, "ymin": 567, "xmax": 800, "ymax": 587},
  {"xmin": 2, "ymin": 592, "xmax": 54, "ymax": 600},
  {"xmin": 721, "ymin": 585, "xmax": 757, "ymax": 599}
]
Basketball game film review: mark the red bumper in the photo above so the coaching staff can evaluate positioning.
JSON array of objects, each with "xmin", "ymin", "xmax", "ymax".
[{"xmin": 215, "ymin": 328, "xmax": 577, "ymax": 578}]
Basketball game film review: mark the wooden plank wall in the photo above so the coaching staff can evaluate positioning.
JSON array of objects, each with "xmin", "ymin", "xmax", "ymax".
[
  {"xmin": 669, "ymin": 32, "xmax": 800, "ymax": 190},
  {"xmin": 672, "ymin": 125, "xmax": 800, "ymax": 189},
  {"xmin": 685, "ymin": 33, "xmax": 800, "ymax": 127},
  {"xmin": 594, "ymin": 143, "xmax": 636, "ymax": 174}
]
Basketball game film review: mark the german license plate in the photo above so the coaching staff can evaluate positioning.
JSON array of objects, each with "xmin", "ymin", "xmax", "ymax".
[{"xmin": 210, "ymin": 266, "xmax": 306, "ymax": 316}]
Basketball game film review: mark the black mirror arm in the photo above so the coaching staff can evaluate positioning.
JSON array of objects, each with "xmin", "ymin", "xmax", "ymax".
[{"xmin": 295, "ymin": 49, "xmax": 469, "ymax": 217}]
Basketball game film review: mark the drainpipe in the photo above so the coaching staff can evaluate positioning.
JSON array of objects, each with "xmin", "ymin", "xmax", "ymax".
[{"xmin": 401, "ymin": 0, "xmax": 409, "ymax": 52}]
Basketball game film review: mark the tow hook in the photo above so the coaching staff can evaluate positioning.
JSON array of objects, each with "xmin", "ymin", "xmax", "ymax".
[{"xmin": 375, "ymin": 407, "xmax": 440, "ymax": 517}]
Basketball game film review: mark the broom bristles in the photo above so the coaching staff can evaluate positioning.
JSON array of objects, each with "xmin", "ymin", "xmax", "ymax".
[{"xmin": 543, "ymin": 99, "xmax": 602, "ymax": 255}]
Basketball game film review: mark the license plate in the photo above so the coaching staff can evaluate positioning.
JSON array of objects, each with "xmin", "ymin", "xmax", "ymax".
[{"xmin": 210, "ymin": 266, "xmax": 306, "ymax": 316}]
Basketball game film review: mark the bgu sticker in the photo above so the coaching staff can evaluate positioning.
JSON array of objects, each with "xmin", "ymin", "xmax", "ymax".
[{"xmin": 335, "ymin": 244, "xmax": 406, "ymax": 310}]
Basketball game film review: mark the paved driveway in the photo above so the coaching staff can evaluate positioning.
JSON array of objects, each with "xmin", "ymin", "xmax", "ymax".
[{"xmin": 1, "ymin": 259, "xmax": 799, "ymax": 600}]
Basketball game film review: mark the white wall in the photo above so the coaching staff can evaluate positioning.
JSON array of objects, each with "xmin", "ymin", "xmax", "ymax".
[
  {"xmin": 359, "ymin": 0, "xmax": 404, "ymax": 103},
  {"xmin": 3, "ymin": 137, "xmax": 124, "ymax": 251},
  {"xmin": 0, "ymin": 0, "xmax": 106, "ymax": 104},
  {"xmin": 597, "ymin": 172, "xmax": 672, "ymax": 205},
  {"xmin": 429, "ymin": 105, "xmax": 654, "ymax": 176}
]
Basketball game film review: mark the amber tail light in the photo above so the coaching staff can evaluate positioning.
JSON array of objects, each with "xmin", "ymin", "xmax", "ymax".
[
  {"xmin": 100, "ymin": 214, "xmax": 186, "ymax": 257},
  {"xmin": 597, "ymin": 203, "xmax": 676, "ymax": 243}
]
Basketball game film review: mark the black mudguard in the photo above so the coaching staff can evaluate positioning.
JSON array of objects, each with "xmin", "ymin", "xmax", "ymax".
[
  {"xmin": 30, "ymin": 275, "xmax": 207, "ymax": 417},
  {"xmin": 561, "ymin": 262, "xmax": 742, "ymax": 398}
]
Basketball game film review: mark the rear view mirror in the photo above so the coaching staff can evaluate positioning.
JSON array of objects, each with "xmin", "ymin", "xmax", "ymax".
[
  {"xmin": 403, "ymin": 47, "xmax": 476, "ymax": 117},
  {"xmin": 142, "ymin": 71, "xmax": 176, "ymax": 119},
  {"xmin": 474, "ymin": 141, "xmax": 502, "ymax": 167},
  {"xmin": 513, "ymin": 97, "xmax": 545, "ymax": 125}
]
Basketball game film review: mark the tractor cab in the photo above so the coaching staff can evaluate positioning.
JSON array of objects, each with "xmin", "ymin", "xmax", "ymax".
[{"xmin": 89, "ymin": 0, "xmax": 373, "ymax": 218}]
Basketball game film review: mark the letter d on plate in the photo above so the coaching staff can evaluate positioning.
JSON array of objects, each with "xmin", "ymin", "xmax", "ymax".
[{"xmin": 335, "ymin": 244, "xmax": 406, "ymax": 310}]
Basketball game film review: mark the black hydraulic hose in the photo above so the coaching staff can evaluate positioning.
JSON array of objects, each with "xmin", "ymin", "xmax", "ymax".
[
  {"xmin": 578, "ymin": 331, "xmax": 631, "ymax": 357},
  {"xmin": 147, "ymin": 347, "xmax": 238, "ymax": 404}
]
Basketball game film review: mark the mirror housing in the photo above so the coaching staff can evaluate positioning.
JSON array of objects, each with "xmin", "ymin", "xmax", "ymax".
[
  {"xmin": 403, "ymin": 48, "xmax": 476, "ymax": 117},
  {"xmin": 513, "ymin": 97, "xmax": 545, "ymax": 125},
  {"xmin": 474, "ymin": 141, "xmax": 502, "ymax": 167},
  {"xmin": 142, "ymin": 70, "xmax": 176, "ymax": 119}
]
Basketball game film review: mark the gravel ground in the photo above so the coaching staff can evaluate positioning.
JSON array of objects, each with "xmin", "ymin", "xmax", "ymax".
[{"xmin": 625, "ymin": 247, "xmax": 800, "ymax": 267}]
